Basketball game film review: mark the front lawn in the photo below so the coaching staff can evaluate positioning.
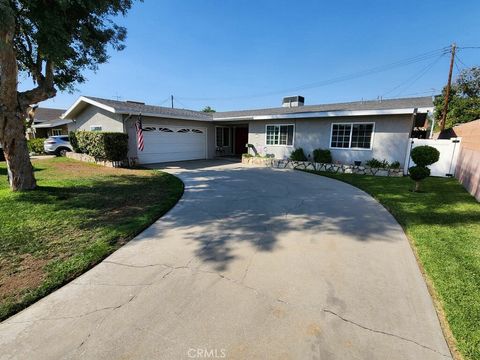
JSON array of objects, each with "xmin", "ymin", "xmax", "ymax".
[
  {"xmin": 305, "ymin": 170, "xmax": 480, "ymax": 360},
  {"xmin": 0, "ymin": 158, "xmax": 183, "ymax": 321}
]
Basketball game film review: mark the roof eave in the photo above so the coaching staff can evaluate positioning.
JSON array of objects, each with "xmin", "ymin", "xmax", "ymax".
[
  {"xmin": 213, "ymin": 107, "xmax": 434, "ymax": 121},
  {"xmin": 61, "ymin": 96, "xmax": 116, "ymax": 119}
]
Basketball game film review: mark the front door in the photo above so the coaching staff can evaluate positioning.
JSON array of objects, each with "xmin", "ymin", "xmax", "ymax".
[{"xmin": 234, "ymin": 127, "xmax": 249, "ymax": 155}]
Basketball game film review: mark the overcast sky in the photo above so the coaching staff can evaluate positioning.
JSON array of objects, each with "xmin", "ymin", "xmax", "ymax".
[{"xmin": 22, "ymin": 0, "xmax": 480, "ymax": 111}]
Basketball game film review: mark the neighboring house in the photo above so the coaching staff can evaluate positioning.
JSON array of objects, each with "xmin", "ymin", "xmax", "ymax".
[
  {"xmin": 63, "ymin": 95, "xmax": 433, "ymax": 166},
  {"xmin": 27, "ymin": 107, "xmax": 71, "ymax": 139}
]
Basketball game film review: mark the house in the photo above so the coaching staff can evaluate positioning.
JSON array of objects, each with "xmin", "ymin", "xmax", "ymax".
[
  {"xmin": 62, "ymin": 95, "xmax": 433, "ymax": 167},
  {"xmin": 27, "ymin": 107, "xmax": 71, "ymax": 139}
]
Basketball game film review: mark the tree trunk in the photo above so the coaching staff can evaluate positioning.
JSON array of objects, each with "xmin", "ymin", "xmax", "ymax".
[
  {"xmin": 0, "ymin": 5, "xmax": 37, "ymax": 190},
  {"xmin": 414, "ymin": 181, "xmax": 421, "ymax": 192}
]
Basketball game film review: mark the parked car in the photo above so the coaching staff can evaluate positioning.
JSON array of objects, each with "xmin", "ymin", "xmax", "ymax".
[{"xmin": 44, "ymin": 136, "xmax": 73, "ymax": 156}]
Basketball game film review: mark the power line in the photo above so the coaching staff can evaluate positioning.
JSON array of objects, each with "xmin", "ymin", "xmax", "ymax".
[
  {"xmin": 382, "ymin": 53, "xmax": 446, "ymax": 97},
  {"xmin": 177, "ymin": 46, "xmax": 451, "ymax": 102},
  {"xmin": 393, "ymin": 54, "xmax": 446, "ymax": 97}
]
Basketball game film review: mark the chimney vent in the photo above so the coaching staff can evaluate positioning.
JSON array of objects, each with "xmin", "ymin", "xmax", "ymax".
[{"xmin": 282, "ymin": 96, "xmax": 304, "ymax": 107}]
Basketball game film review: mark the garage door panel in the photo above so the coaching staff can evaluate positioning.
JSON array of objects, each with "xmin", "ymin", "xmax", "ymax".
[{"xmin": 137, "ymin": 125, "xmax": 207, "ymax": 164}]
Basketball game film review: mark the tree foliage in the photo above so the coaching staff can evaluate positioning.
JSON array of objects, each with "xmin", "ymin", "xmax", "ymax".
[
  {"xmin": 434, "ymin": 67, "xmax": 480, "ymax": 129},
  {"xmin": 202, "ymin": 106, "xmax": 216, "ymax": 113}
]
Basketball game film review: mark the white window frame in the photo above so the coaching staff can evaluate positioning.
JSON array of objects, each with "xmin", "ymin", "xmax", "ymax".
[
  {"xmin": 329, "ymin": 122, "xmax": 375, "ymax": 150},
  {"xmin": 264, "ymin": 124, "xmax": 295, "ymax": 147},
  {"xmin": 90, "ymin": 125, "xmax": 103, "ymax": 131},
  {"xmin": 51, "ymin": 128, "xmax": 63, "ymax": 136},
  {"xmin": 215, "ymin": 126, "xmax": 231, "ymax": 147}
]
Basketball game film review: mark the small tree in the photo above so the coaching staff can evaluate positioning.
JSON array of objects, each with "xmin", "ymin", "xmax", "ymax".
[{"xmin": 409, "ymin": 145, "xmax": 440, "ymax": 192}]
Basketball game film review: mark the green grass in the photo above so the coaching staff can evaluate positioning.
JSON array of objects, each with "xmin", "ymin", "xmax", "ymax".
[
  {"xmin": 305, "ymin": 170, "xmax": 480, "ymax": 360},
  {"xmin": 0, "ymin": 157, "xmax": 183, "ymax": 321}
]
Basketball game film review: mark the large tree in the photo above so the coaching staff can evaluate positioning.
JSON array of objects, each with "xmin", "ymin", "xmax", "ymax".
[
  {"xmin": 0, "ymin": 0, "xmax": 136, "ymax": 190},
  {"xmin": 434, "ymin": 67, "xmax": 480, "ymax": 130}
]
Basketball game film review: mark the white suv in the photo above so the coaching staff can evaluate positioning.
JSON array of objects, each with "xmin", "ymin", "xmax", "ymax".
[{"xmin": 44, "ymin": 136, "xmax": 73, "ymax": 156}]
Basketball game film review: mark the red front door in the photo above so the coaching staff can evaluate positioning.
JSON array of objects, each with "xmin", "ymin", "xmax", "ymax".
[{"xmin": 234, "ymin": 127, "xmax": 248, "ymax": 155}]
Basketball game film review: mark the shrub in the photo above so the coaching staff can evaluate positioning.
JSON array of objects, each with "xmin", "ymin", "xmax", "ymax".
[
  {"xmin": 389, "ymin": 161, "xmax": 401, "ymax": 169},
  {"xmin": 27, "ymin": 138, "xmax": 46, "ymax": 154},
  {"xmin": 366, "ymin": 158, "xmax": 384, "ymax": 168},
  {"xmin": 70, "ymin": 131, "xmax": 128, "ymax": 161},
  {"xmin": 410, "ymin": 145, "xmax": 440, "ymax": 167},
  {"xmin": 69, "ymin": 131, "xmax": 80, "ymax": 153},
  {"xmin": 312, "ymin": 148, "xmax": 332, "ymax": 163},
  {"xmin": 242, "ymin": 153, "xmax": 253, "ymax": 158},
  {"xmin": 290, "ymin": 148, "xmax": 307, "ymax": 161},
  {"xmin": 409, "ymin": 145, "xmax": 440, "ymax": 192}
]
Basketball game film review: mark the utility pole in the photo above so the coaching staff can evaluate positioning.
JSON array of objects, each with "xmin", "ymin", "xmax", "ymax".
[
  {"xmin": 440, "ymin": 43, "xmax": 456, "ymax": 131},
  {"xmin": 171, "ymin": 95, "xmax": 174, "ymax": 109}
]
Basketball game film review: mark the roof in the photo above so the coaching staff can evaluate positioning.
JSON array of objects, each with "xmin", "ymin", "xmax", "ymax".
[
  {"xmin": 62, "ymin": 95, "xmax": 434, "ymax": 122},
  {"xmin": 212, "ymin": 96, "xmax": 434, "ymax": 120},
  {"xmin": 62, "ymin": 96, "xmax": 212, "ymax": 121},
  {"xmin": 33, "ymin": 118, "xmax": 72, "ymax": 128},
  {"xmin": 32, "ymin": 108, "xmax": 65, "ymax": 122}
]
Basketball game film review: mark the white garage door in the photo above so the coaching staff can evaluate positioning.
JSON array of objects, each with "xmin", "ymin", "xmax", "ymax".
[{"xmin": 137, "ymin": 125, "xmax": 207, "ymax": 164}]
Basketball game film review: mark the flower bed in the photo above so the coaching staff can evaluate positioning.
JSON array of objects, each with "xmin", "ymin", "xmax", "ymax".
[{"xmin": 242, "ymin": 156, "xmax": 403, "ymax": 177}]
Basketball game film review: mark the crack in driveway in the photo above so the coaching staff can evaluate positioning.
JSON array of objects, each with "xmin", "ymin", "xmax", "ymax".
[{"xmin": 323, "ymin": 309, "xmax": 451, "ymax": 358}]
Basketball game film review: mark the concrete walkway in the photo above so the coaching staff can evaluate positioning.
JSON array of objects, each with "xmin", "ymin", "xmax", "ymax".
[{"xmin": 0, "ymin": 160, "xmax": 450, "ymax": 359}]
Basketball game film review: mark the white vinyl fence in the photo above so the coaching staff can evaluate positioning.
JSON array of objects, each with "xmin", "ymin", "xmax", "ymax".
[{"xmin": 404, "ymin": 138, "xmax": 462, "ymax": 177}]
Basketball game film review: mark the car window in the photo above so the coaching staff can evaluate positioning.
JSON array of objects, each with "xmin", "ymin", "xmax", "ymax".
[{"xmin": 60, "ymin": 136, "xmax": 69, "ymax": 142}]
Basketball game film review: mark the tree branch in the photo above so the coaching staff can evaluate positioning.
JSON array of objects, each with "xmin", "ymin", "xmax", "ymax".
[{"xmin": 18, "ymin": 59, "xmax": 56, "ymax": 107}]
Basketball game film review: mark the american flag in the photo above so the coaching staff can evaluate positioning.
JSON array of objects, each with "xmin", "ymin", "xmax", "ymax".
[{"xmin": 135, "ymin": 116, "xmax": 144, "ymax": 151}]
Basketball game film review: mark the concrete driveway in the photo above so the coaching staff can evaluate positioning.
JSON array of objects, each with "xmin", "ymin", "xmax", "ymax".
[{"xmin": 0, "ymin": 160, "xmax": 450, "ymax": 359}]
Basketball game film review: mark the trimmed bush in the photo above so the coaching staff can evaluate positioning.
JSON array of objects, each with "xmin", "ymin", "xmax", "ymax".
[
  {"xmin": 312, "ymin": 148, "xmax": 332, "ymax": 163},
  {"xmin": 290, "ymin": 148, "xmax": 307, "ymax": 161},
  {"xmin": 27, "ymin": 138, "xmax": 46, "ymax": 154},
  {"xmin": 70, "ymin": 131, "xmax": 128, "ymax": 161},
  {"xmin": 409, "ymin": 145, "xmax": 440, "ymax": 192},
  {"xmin": 411, "ymin": 145, "xmax": 440, "ymax": 167}
]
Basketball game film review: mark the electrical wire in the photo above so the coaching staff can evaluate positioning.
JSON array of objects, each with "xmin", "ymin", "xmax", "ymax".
[
  {"xmin": 176, "ymin": 46, "xmax": 451, "ymax": 102},
  {"xmin": 393, "ymin": 54, "xmax": 446, "ymax": 97},
  {"xmin": 382, "ymin": 53, "xmax": 446, "ymax": 97}
]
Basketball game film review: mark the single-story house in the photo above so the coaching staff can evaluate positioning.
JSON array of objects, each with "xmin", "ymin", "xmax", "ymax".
[
  {"xmin": 27, "ymin": 107, "xmax": 71, "ymax": 139},
  {"xmin": 62, "ymin": 95, "xmax": 433, "ymax": 167}
]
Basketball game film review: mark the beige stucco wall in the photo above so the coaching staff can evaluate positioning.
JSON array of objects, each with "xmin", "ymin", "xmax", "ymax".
[
  {"xmin": 125, "ymin": 115, "xmax": 216, "ymax": 160},
  {"xmin": 247, "ymin": 114, "xmax": 413, "ymax": 166},
  {"xmin": 67, "ymin": 105, "xmax": 124, "ymax": 133}
]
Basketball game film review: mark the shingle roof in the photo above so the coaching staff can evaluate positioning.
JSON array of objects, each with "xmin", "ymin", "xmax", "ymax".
[
  {"xmin": 65, "ymin": 95, "xmax": 433, "ymax": 122},
  {"xmin": 212, "ymin": 96, "xmax": 433, "ymax": 119},
  {"xmin": 85, "ymin": 96, "xmax": 213, "ymax": 121},
  {"xmin": 33, "ymin": 108, "xmax": 65, "ymax": 122}
]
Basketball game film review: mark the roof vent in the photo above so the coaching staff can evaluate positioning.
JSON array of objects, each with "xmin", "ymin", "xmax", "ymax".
[
  {"xmin": 125, "ymin": 100, "xmax": 145, "ymax": 105},
  {"xmin": 282, "ymin": 96, "xmax": 304, "ymax": 107}
]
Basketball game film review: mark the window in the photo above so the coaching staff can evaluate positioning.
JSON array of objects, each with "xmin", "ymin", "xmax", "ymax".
[
  {"xmin": 216, "ymin": 127, "xmax": 230, "ymax": 147},
  {"xmin": 177, "ymin": 128, "xmax": 190, "ymax": 133},
  {"xmin": 90, "ymin": 125, "xmax": 102, "ymax": 131},
  {"xmin": 330, "ymin": 123, "xmax": 374, "ymax": 149},
  {"xmin": 266, "ymin": 125, "xmax": 294, "ymax": 146},
  {"xmin": 142, "ymin": 126, "xmax": 156, "ymax": 132},
  {"xmin": 159, "ymin": 127, "xmax": 173, "ymax": 132},
  {"xmin": 191, "ymin": 129, "xmax": 204, "ymax": 134},
  {"xmin": 51, "ymin": 129, "xmax": 63, "ymax": 136}
]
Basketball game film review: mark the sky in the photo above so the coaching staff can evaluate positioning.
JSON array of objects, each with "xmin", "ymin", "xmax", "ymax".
[{"xmin": 25, "ymin": 0, "xmax": 480, "ymax": 112}]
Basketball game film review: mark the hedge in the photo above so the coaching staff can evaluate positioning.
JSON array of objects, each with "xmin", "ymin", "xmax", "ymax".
[
  {"xmin": 69, "ymin": 131, "xmax": 128, "ymax": 161},
  {"xmin": 312, "ymin": 148, "xmax": 332, "ymax": 163},
  {"xmin": 27, "ymin": 138, "xmax": 46, "ymax": 154}
]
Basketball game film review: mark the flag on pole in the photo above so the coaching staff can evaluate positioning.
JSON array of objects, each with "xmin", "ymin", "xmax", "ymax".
[{"xmin": 135, "ymin": 115, "xmax": 144, "ymax": 151}]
